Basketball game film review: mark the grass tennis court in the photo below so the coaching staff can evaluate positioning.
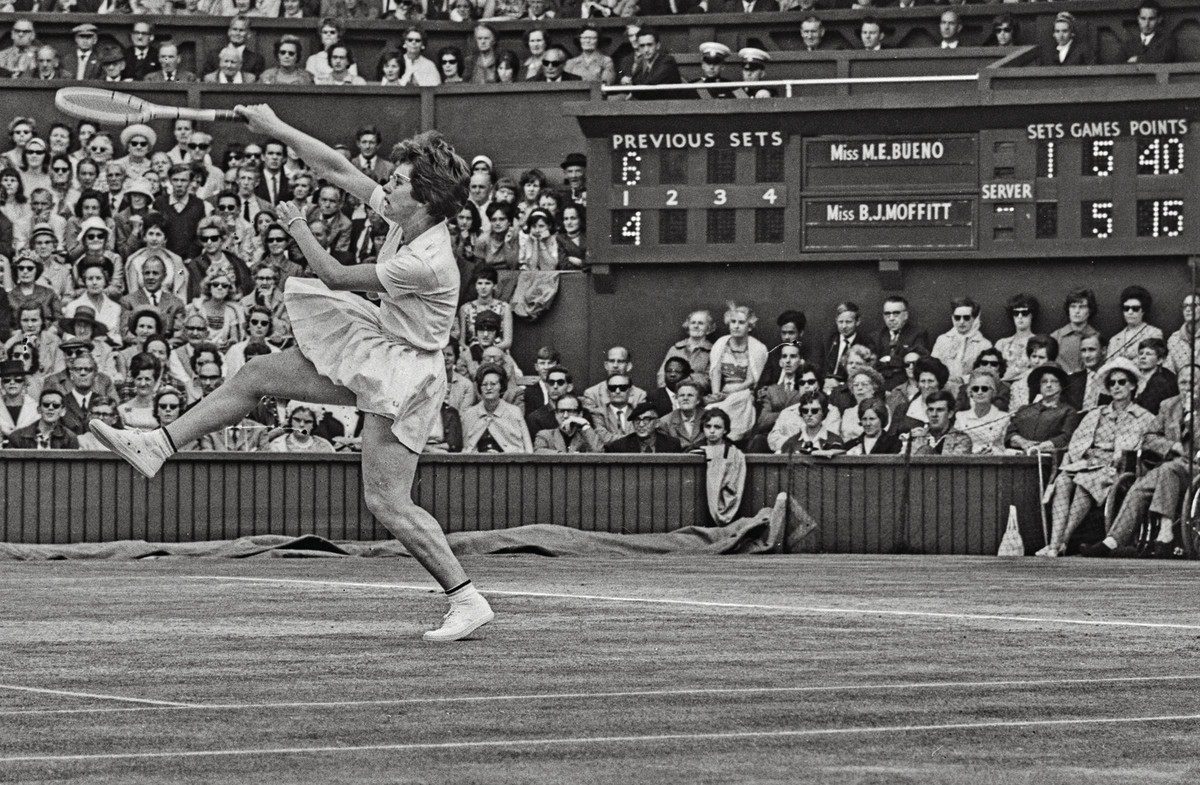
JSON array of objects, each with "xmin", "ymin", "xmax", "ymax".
[{"xmin": 2, "ymin": 554, "xmax": 1198, "ymax": 783}]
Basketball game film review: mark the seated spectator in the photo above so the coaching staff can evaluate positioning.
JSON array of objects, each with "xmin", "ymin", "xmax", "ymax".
[
  {"xmin": 931, "ymin": 296, "xmax": 992, "ymax": 392},
  {"xmin": 144, "ymin": 42, "xmax": 199, "ymax": 83},
  {"xmin": 7, "ymin": 341, "xmax": 44, "ymax": 402},
  {"xmin": 606, "ymin": 401, "xmax": 681, "ymax": 453},
  {"xmin": 118, "ymin": 352, "xmax": 162, "ymax": 431},
  {"xmin": 1039, "ymin": 358, "xmax": 1154, "ymax": 557},
  {"xmin": 733, "ymin": 48, "xmax": 775, "ymax": 100},
  {"xmin": 658, "ymin": 309, "xmax": 713, "ymax": 394},
  {"xmin": 0, "ymin": 358, "xmax": 38, "ymax": 439},
  {"xmin": 529, "ymin": 45, "xmax": 580, "ymax": 83},
  {"xmin": 1165, "ymin": 293, "xmax": 1198, "ymax": 375},
  {"xmin": 843, "ymin": 398, "xmax": 900, "ymax": 455},
  {"xmin": 552, "ymin": 202, "xmax": 587, "ymax": 270},
  {"xmin": 1, "ymin": 20, "xmax": 38, "ymax": 78},
  {"xmin": 155, "ymin": 164, "xmax": 210, "ymax": 260},
  {"xmin": 954, "ymin": 349, "xmax": 1011, "ymax": 413},
  {"xmin": 591, "ymin": 371, "xmax": 638, "ymax": 446},
  {"xmin": 9, "ymin": 251, "xmax": 61, "ymax": 325},
  {"xmin": 122, "ymin": 253, "xmax": 186, "ymax": 336},
  {"xmin": 376, "ymin": 48, "xmax": 407, "ymax": 86},
  {"xmin": 799, "ymin": 15, "xmax": 843, "ymax": 52},
  {"xmin": 1122, "ymin": 0, "xmax": 1175, "ymax": 64},
  {"xmin": 5, "ymin": 387, "xmax": 78, "ymax": 449},
  {"xmin": 77, "ymin": 397, "xmax": 122, "ymax": 451},
  {"xmin": 1134, "ymin": 337, "xmax": 1177, "ymax": 415},
  {"xmin": 935, "ymin": 9, "xmax": 967, "ymax": 49},
  {"xmin": 322, "ymin": 0, "xmax": 380, "ymax": 18},
  {"xmin": 518, "ymin": 209, "xmax": 558, "ymax": 271},
  {"xmin": 891, "ymin": 356, "xmax": 948, "ymax": 434},
  {"xmin": 583, "ymin": 346, "xmax": 646, "ymax": 415},
  {"xmin": 833, "ymin": 363, "xmax": 886, "ymax": 442},
  {"xmin": 656, "ymin": 379, "xmax": 705, "ymax": 451},
  {"xmin": 697, "ymin": 408, "xmax": 746, "ymax": 526},
  {"xmin": 57, "ymin": 351, "xmax": 107, "ymax": 435},
  {"xmin": 464, "ymin": 24, "xmax": 498, "ymax": 83},
  {"xmin": 461, "ymin": 363, "xmax": 531, "ymax": 453},
  {"xmin": 956, "ymin": 367, "xmax": 1009, "ymax": 455},
  {"xmin": 65, "ymin": 258, "xmax": 123, "ymax": 345},
  {"xmin": 186, "ymin": 217, "xmax": 253, "ymax": 301},
  {"xmin": 436, "ymin": 46, "xmax": 466, "ymax": 84},
  {"xmin": 225, "ymin": 304, "xmax": 280, "ymax": 376},
  {"xmin": 19, "ymin": 141, "xmax": 52, "ymax": 199},
  {"xmin": 204, "ymin": 47, "xmax": 259, "ymax": 84},
  {"xmin": 462, "ymin": 307, "xmax": 504, "ymax": 374},
  {"xmin": 203, "ymin": 16, "xmax": 266, "ymax": 77},
  {"xmin": 1082, "ymin": 362, "xmax": 1200, "ymax": 559},
  {"xmin": 994, "ymin": 293, "xmax": 1038, "ymax": 384},
  {"xmin": 315, "ymin": 44, "xmax": 366, "ymax": 85},
  {"xmin": 1064, "ymin": 334, "xmax": 1105, "ymax": 412},
  {"xmin": 260, "ymin": 36, "xmax": 314, "ymax": 86},
  {"xmin": 533, "ymin": 393, "xmax": 601, "ymax": 453},
  {"xmin": 426, "ymin": 390, "xmax": 465, "ymax": 454},
  {"xmin": 565, "ymin": 26, "xmax": 615, "ymax": 85},
  {"xmin": 186, "ymin": 270, "xmax": 245, "ymax": 351},
  {"xmin": 753, "ymin": 344, "xmax": 807, "ymax": 436},
  {"xmin": 885, "ymin": 350, "xmax": 926, "ymax": 418},
  {"xmin": 1040, "ymin": 11, "xmax": 1094, "ymax": 66},
  {"xmin": 11, "ymin": 305, "xmax": 63, "ymax": 378},
  {"xmin": 750, "ymin": 311, "xmax": 805, "ymax": 389},
  {"xmin": 706, "ymin": 303, "xmax": 768, "ymax": 441},
  {"xmin": 985, "ymin": 13, "xmax": 1018, "ymax": 48},
  {"xmin": 775, "ymin": 390, "xmax": 844, "ymax": 455},
  {"xmin": 152, "ymin": 386, "xmax": 185, "ymax": 436},
  {"xmin": 122, "ymin": 24, "xmax": 159, "ymax": 80},
  {"xmin": 1005, "ymin": 363, "xmax": 1080, "ymax": 455},
  {"xmin": 1009, "ymin": 334, "xmax": 1059, "ymax": 410},
  {"xmin": 649, "ymin": 356, "xmax": 690, "ymax": 416},
  {"xmin": 620, "ymin": 28, "xmax": 681, "ymax": 91},
  {"xmin": 1107, "ymin": 285, "xmax": 1162, "ymax": 364},
  {"xmin": 442, "ymin": 341, "xmax": 478, "ymax": 419},
  {"xmin": 860, "ymin": 17, "xmax": 886, "ymax": 52},
  {"xmin": 821, "ymin": 302, "xmax": 870, "ymax": 388},
  {"xmin": 494, "ymin": 50, "xmax": 520, "ymax": 84},
  {"xmin": 525, "ymin": 362, "xmax": 568, "ymax": 436},
  {"xmin": 305, "ymin": 186, "xmax": 353, "ymax": 264},
  {"xmin": 873, "ymin": 295, "xmax": 931, "ymax": 390},
  {"xmin": 241, "ymin": 264, "xmax": 290, "ymax": 345},
  {"xmin": 520, "ymin": 29, "xmax": 548, "ymax": 81},
  {"xmin": 909, "ymin": 390, "xmax": 972, "ymax": 456},
  {"xmin": 268, "ymin": 405, "xmax": 336, "ymax": 452},
  {"xmin": 193, "ymin": 358, "xmax": 272, "ymax": 451},
  {"xmin": 118, "ymin": 306, "xmax": 164, "ymax": 368},
  {"xmin": 395, "ymin": 27, "xmax": 439, "ymax": 86}
]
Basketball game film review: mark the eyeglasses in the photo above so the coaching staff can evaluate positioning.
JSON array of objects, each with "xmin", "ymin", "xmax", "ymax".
[
  {"xmin": 200, "ymin": 234, "xmax": 222, "ymax": 242},
  {"xmin": 799, "ymin": 378, "xmax": 819, "ymax": 385},
  {"xmin": 84, "ymin": 232, "xmax": 106, "ymax": 241},
  {"xmin": 15, "ymin": 265, "xmax": 36, "ymax": 272},
  {"xmin": 801, "ymin": 407, "xmax": 823, "ymax": 415},
  {"xmin": 542, "ymin": 59, "xmax": 564, "ymax": 66},
  {"xmin": 188, "ymin": 142, "xmax": 210, "ymax": 150},
  {"xmin": 89, "ymin": 146, "xmax": 110, "ymax": 154},
  {"xmin": 198, "ymin": 374, "xmax": 223, "ymax": 382},
  {"xmin": 158, "ymin": 401, "xmax": 180, "ymax": 410},
  {"xmin": 51, "ymin": 166, "xmax": 71, "ymax": 173},
  {"xmin": 883, "ymin": 310, "xmax": 905, "ymax": 317},
  {"xmin": 442, "ymin": 58, "xmax": 458, "ymax": 65},
  {"xmin": 995, "ymin": 25, "xmax": 1012, "ymax": 32},
  {"xmin": 968, "ymin": 385, "xmax": 993, "ymax": 393},
  {"xmin": 1123, "ymin": 304, "xmax": 1144, "ymax": 312},
  {"xmin": 13, "ymin": 28, "xmax": 34, "ymax": 34},
  {"xmin": 279, "ymin": 49, "xmax": 298, "ymax": 56},
  {"xmin": 952, "ymin": 314, "xmax": 973, "ymax": 322},
  {"xmin": 127, "ymin": 140, "xmax": 149, "ymax": 148},
  {"xmin": 266, "ymin": 237, "xmax": 287, "ymax": 244},
  {"xmin": 607, "ymin": 383, "xmax": 631, "ymax": 392},
  {"xmin": 244, "ymin": 152, "xmax": 262, "ymax": 159},
  {"xmin": 210, "ymin": 282, "xmax": 231, "ymax": 289},
  {"xmin": 41, "ymin": 401, "xmax": 63, "ymax": 410},
  {"xmin": 249, "ymin": 318, "xmax": 271, "ymax": 327},
  {"xmin": 978, "ymin": 359, "xmax": 1001, "ymax": 367},
  {"xmin": 548, "ymin": 378, "xmax": 569, "ymax": 386},
  {"xmin": 1011, "ymin": 308, "xmax": 1031, "ymax": 316},
  {"xmin": 93, "ymin": 410, "xmax": 117, "ymax": 418},
  {"xmin": 1107, "ymin": 377, "xmax": 1133, "ymax": 388},
  {"xmin": 1, "ymin": 375, "xmax": 24, "ymax": 383},
  {"xmin": 26, "ymin": 149, "xmax": 45, "ymax": 155}
]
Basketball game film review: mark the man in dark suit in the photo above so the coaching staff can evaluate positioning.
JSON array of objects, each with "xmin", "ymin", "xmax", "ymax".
[
  {"xmin": 822, "ymin": 302, "xmax": 872, "ymax": 385},
  {"xmin": 649, "ymin": 357, "xmax": 691, "ymax": 416},
  {"xmin": 202, "ymin": 16, "xmax": 266, "ymax": 77},
  {"xmin": 873, "ymin": 295, "xmax": 932, "ymax": 389},
  {"xmin": 605, "ymin": 402, "xmax": 683, "ymax": 453},
  {"xmin": 63, "ymin": 23, "xmax": 103, "ymax": 81},
  {"xmin": 350, "ymin": 127, "xmax": 393, "ymax": 187},
  {"xmin": 143, "ymin": 42, "xmax": 198, "ymax": 83},
  {"xmin": 526, "ymin": 46, "xmax": 583, "ymax": 82},
  {"xmin": 526, "ymin": 365, "xmax": 573, "ymax": 439},
  {"xmin": 254, "ymin": 139, "xmax": 294, "ymax": 205},
  {"xmin": 800, "ymin": 15, "xmax": 845, "ymax": 52},
  {"xmin": 619, "ymin": 28, "xmax": 682, "ymax": 92},
  {"xmin": 122, "ymin": 22, "xmax": 159, "ymax": 80},
  {"xmin": 58, "ymin": 349, "xmax": 106, "ymax": 436},
  {"xmin": 1122, "ymin": 0, "xmax": 1176, "ymax": 63},
  {"xmin": 119, "ymin": 257, "xmax": 185, "ymax": 341},
  {"xmin": 26, "ymin": 45, "xmax": 70, "ymax": 80},
  {"xmin": 1135, "ymin": 337, "xmax": 1179, "ymax": 415},
  {"xmin": 860, "ymin": 17, "xmax": 887, "ymax": 51}
]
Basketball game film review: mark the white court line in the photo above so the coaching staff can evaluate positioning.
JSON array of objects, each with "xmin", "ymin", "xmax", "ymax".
[
  {"xmin": 4, "ymin": 712, "xmax": 1200, "ymax": 764},
  {"xmin": 3, "ymin": 674, "xmax": 1197, "ymax": 717},
  {"xmin": 0, "ymin": 684, "xmax": 197, "ymax": 708},
  {"xmin": 189, "ymin": 575, "xmax": 1200, "ymax": 632}
]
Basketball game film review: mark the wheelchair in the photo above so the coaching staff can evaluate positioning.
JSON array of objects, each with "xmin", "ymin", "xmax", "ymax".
[{"xmin": 1101, "ymin": 449, "xmax": 1200, "ymax": 558}]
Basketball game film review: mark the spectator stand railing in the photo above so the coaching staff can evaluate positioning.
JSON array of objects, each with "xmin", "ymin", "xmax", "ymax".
[
  {"xmin": 0, "ymin": 450, "xmax": 1047, "ymax": 555},
  {"xmin": 600, "ymin": 71, "xmax": 980, "ymax": 99}
]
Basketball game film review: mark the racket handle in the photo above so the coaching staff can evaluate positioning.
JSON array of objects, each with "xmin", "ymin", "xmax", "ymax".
[{"xmin": 211, "ymin": 110, "xmax": 246, "ymax": 122}]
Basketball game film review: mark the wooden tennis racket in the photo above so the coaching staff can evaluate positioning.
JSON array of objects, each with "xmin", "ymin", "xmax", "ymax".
[{"xmin": 55, "ymin": 87, "xmax": 243, "ymax": 125}]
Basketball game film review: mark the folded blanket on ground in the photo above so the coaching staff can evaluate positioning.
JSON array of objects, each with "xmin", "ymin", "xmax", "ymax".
[{"xmin": 0, "ymin": 494, "xmax": 820, "ymax": 560}]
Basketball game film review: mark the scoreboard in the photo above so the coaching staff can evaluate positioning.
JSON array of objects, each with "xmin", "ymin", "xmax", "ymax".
[{"xmin": 573, "ymin": 87, "xmax": 1200, "ymax": 264}]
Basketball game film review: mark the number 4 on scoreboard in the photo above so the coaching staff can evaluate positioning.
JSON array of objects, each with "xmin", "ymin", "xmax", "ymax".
[
  {"xmin": 612, "ymin": 209, "xmax": 642, "ymax": 246},
  {"xmin": 762, "ymin": 188, "xmax": 778, "ymax": 204}
]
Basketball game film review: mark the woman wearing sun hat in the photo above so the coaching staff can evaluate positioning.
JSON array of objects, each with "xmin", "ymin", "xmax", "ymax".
[
  {"xmin": 1038, "ymin": 356, "xmax": 1153, "ymax": 556},
  {"xmin": 116, "ymin": 124, "xmax": 157, "ymax": 180}
]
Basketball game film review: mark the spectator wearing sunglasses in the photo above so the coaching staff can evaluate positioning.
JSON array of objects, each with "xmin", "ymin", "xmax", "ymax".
[
  {"xmin": 0, "ymin": 359, "xmax": 38, "ymax": 440},
  {"xmin": 954, "ymin": 348, "xmax": 1011, "ymax": 413},
  {"xmin": 5, "ymin": 388, "xmax": 78, "ymax": 449},
  {"xmin": 240, "ymin": 263, "xmax": 291, "ymax": 346},
  {"xmin": 985, "ymin": 13, "xmax": 1018, "ymax": 47},
  {"xmin": 955, "ymin": 367, "xmax": 1010, "ymax": 455},
  {"xmin": 526, "ymin": 45, "xmax": 581, "ymax": 82},
  {"xmin": 591, "ymin": 372, "xmax": 637, "ymax": 446},
  {"xmin": 436, "ymin": 46, "xmax": 466, "ymax": 84},
  {"xmin": 1106, "ymin": 285, "xmax": 1162, "ymax": 365},
  {"xmin": 1039, "ymin": 357, "xmax": 1153, "ymax": 557},
  {"xmin": 225, "ymin": 303, "xmax": 281, "ymax": 377},
  {"xmin": 932, "ymin": 297, "xmax": 992, "ymax": 394},
  {"xmin": 770, "ymin": 390, "xmax": 844, "ymax": 456}
]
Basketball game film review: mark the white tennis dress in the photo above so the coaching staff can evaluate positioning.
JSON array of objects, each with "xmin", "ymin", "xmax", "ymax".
[{"xmin": 284, "ymin": 186, "xmax": 456, "ymax": 453}]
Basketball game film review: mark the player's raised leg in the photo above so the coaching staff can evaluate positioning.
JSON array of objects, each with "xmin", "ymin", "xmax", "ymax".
[
  {"xmin": 358, "ymin": 412, "xmax": 492, "ymax": 641},
  {"xmin": 92, "ymin": 348, "xmax": 354, "ymax": 477}
]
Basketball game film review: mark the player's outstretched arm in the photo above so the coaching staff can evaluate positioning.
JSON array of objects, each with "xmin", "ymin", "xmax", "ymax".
[{"xmin": 236, "ymin": 103, "xmax": 378, "ymax": 206}]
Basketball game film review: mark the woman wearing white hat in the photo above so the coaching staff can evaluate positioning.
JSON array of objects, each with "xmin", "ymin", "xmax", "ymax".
[
  {"xmin": 1038, "ymin": 356, "xmax": 1154, "ymax": 556},
  {"xmin": 116, "ymin": 124, "xmax": 157, "ymax": 180}
]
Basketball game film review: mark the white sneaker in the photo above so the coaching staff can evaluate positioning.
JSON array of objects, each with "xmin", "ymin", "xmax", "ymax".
[
  {"xmin": 1035, "ymin": 544, "xmax": 1062, "ymax": 558},
  {"xmin": 89, "ymin": 421, "xmax": 168, "ymax": 479},
  {"xmin": 423, "ymin": 596, "xmax": 494, "ymax": 642}
]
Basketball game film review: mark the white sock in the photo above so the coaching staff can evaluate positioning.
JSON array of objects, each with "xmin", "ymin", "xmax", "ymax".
[
  {"xmin": 151, "ymin": 428, "xmax": 176, "ymax": 458},
  {"xmin": 1102, "ymin": 536, "xmax": 1118, "ymax": 550},
  {"xmin": 448, "ymin": 584, "xmax": 483, "ymax": 606},
  {"xmin": 1156, "ymin": 524, "xmax": 1175, "ymax": 544}
]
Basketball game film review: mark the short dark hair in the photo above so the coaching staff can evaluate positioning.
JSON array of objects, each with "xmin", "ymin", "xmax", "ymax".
[
  {"xmin": 700, "ymin": 407, "xmax": 730, "ymax": 433},
  {"xmin": 951, "ymin": 296, "xmax": 980, "ymax": 317},
  {"xmin": 1138, "ymin": 336, "xmax": 1168, "ymax": 359},
  {"xmin": 129, "ymin": 352, "xmax": 162, "ymax": 379},
  {"xmin": 536, "ymin": 345, "xmax": 561, "ymax": 363},
  {"xmin": 390, "ymin": 131, "xmax": 470, "ymax": 223},
  {"xmin": 664, "ymin": 356, "xmax": 692, "ymax": 375},
  {"xmin": 797, "ymin": 389, "xmax": 827, "ymax": 413},
  {"xmin": 913, "ymin": 356, "xmax": 950, "ymax": 389},
  {"xmin": 924, "ymin": 389, "xmax": 956, "ymax": 410},
  {"xmin": 475, "ymin": 362, "xmax": 508, "ymax": 391},
  {"xmin": 776, "ymin": 310, "xmax": 806, "ymax": 332},
  {"xmin": 1064, "ymin": 288, "xmax": 1097, "ymax": 317},
  {"xmin": 1026, "ymin": 334, "xmax": 1060, "ymax": 361}
]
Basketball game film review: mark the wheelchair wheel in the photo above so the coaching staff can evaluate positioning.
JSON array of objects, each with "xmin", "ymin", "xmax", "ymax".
[
  {"xmin": 1180, "ymin": 477, "xmax": 1200, "ymax": 559},
  {"xmin": 1103, "ymin": 472, "xmax": 1137, "ymax": 536}
]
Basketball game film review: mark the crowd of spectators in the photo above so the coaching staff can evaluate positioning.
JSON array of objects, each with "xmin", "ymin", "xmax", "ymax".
[
  {"xmin": 0, "ymin": 107, "xmax": 587, "ymax": 453},
  {"xmin": 0, "ymin": 0, "xmax": 1181, "ymax": 97}
]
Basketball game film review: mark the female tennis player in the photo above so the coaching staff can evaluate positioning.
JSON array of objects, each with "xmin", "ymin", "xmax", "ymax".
[{"xmin": 91, "ymin": 104, "xmax": 494, "ymax": 642}]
